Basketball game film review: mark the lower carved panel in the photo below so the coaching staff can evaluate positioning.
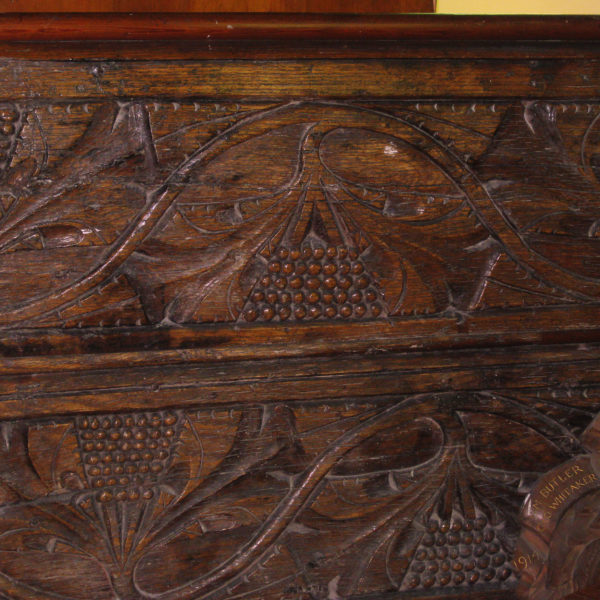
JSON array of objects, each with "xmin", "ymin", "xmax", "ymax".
[{"xmin": 0, "ymin": 388, "xmax": 597, "ymax": 600}]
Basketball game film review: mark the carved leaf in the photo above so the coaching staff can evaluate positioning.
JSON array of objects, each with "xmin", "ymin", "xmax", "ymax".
[
  {"xmin": 473, "ymin": 101, "xmax": 600, "ymax": 295},
  {"xmin": 319, "ymin": 127, "xmax": 465, "ymax": 222},
  {"xmin": 122, "ymin": 123, "xmax": 314, "ymax": 323}
]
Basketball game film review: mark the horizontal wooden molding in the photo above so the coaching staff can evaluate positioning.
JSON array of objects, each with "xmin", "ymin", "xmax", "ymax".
[{"xmin": 0, "ymin": 14, "xmax": 599, "ymax": 43}]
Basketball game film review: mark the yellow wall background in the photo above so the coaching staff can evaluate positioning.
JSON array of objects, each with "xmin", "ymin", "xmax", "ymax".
[{"xmin": 437, "ymin": 0, "xmax": 600, "ymax": 13}]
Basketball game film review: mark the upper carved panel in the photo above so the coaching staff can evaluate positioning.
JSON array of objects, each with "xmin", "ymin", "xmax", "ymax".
[{"xmin": 0, "ymin": 99, "xmax": 599, "ymax": 329}]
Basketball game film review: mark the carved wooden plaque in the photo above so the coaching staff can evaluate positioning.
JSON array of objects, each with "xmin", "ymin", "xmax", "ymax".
[{"xmin": 0, "ymin": 14, "xmax": 599, "ymax": 600}]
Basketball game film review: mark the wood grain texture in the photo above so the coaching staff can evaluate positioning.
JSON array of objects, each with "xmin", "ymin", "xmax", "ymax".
[
  {"xmin": 0, "ymin": 14, "xmax": 596, "ymax": 42},
  {"xmin": 0, "ymin": 0, "xmax": 434, "ymax": 13},
  {"xmin": 0, "ymin": 15, "xmax": 599, "ymax": 600}
]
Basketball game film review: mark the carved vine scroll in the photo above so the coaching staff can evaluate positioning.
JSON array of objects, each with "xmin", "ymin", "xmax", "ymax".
[
  {"xmin": 0, "ymin": 100, "xmax": 599, "ymax": 330},
  {"xmin": 0, "ymin": 389, "xmax": 597, "ymax": 600},
  {"xmin": 1, "ymin": 48, "xmax": 600, "ymax": 600}
]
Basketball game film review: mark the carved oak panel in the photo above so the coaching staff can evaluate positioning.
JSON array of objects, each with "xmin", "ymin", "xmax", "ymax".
[
  {"xmin": 0, "ymin": 385, "xmax": 598, "ymax": 600},
  {"xmin": 1, "ymin": 18, "xmax": 600, "ymax": 600},
  {"xmin": 0, "ymin": 99, "xmax": 599, "ymax": 333}
]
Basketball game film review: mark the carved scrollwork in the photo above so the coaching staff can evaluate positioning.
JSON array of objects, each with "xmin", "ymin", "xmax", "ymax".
[
  {"xmin": 0, "ymin": 388, "xmax": 596, "ymax": 599},
  {"xmin": 0, "ymin": 100, "xmax": 599, "ymax": 329}
]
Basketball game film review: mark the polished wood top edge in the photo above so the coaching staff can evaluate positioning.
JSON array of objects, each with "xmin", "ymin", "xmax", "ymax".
[{"xmin": 0, "ymin": 14, "xmax": 599, "ymax": 42}]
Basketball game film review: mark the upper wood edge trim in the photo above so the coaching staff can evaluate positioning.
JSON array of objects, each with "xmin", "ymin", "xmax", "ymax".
[{"xmin": 0, "ymin": 14, "xmax": 600, "ymax": 43}]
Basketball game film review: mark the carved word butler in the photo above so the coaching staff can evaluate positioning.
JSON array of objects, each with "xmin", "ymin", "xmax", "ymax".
[{"xmin": 516, "ymin": 414, "xmax": 600, "ymax": 600}]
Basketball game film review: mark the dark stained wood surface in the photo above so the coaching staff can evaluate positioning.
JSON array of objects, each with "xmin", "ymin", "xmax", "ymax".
[
  {"xmin": 0, "ymin": 14, "xmax": 598, "ymax": 600},
  {"xmin": 0, "ymin": 0, "xmax": 434, "ymax": 12},
  {"xmin": 0, "ymin": 14, "xmax": 596, "ymax": 42}
]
